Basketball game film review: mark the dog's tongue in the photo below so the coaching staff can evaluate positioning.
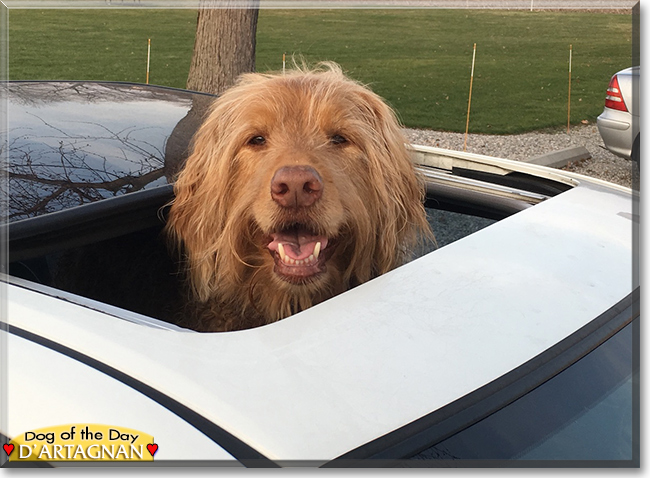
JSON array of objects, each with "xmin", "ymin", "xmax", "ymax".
[{"xmin": 268, "ymin": 230, "xmax": 328, "ymax": 260}]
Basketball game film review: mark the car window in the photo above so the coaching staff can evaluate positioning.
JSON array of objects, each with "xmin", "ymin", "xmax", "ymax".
[
  {"xmin": 422, "ymin": 208, "xmax": 496, "ymax": 251},
  {"xmin": 411, "ymin": 320, "xmax": 636, "ymax": 462},
  {"xmin": 2, "ymin": 82, "xmax": 210, "ymax": 222}
]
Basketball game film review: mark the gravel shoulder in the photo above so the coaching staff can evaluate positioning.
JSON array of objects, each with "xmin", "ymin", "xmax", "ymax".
[{"xmin": 404, "ymin": 124, "xmax": 636, "ymax": 189}]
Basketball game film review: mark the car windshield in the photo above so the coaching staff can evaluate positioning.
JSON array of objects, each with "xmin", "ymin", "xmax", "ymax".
[{"xmin": 411, "ymin": 320, "xmax": 636, "ymax": 462}]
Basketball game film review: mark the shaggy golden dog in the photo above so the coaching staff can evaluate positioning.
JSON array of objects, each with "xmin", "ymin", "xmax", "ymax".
[{"xmin": 167, "ymin": 63, "xmax": 432, "ymax": 332}]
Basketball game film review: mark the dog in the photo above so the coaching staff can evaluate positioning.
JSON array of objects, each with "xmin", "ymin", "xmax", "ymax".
[{"xmin": 166, "ymin": 63, "xmax": 433, "ymax": 332}]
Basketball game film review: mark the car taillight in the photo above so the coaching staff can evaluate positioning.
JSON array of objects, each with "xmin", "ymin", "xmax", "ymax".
[{"xmin": 605, "ymin": 75, "xmax": 628, "ymax": 112}]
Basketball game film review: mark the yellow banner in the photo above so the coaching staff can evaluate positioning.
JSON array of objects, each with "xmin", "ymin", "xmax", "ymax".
[{"xmin": 6, "ymin": 424, "xmax": 156, "ymax": 462}]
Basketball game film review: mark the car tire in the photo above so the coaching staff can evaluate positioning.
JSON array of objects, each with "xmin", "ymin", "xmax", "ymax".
[
  {"xmin": 631, "ymin": 134, "xmax": 640, "ymax": 164},
  {"xmin": 631, "ymin": 134, "xmax": 640, "ymax": 188}
]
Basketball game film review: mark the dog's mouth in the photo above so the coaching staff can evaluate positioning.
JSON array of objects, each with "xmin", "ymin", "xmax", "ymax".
[{"xmin": 267, "ymin": 224, "xmax": 334, "ymax": 283}]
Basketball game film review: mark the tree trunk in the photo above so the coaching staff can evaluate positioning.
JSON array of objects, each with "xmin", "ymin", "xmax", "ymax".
[{"xmin": 186, "ymin": 0, "xmax": 259, "ymax": 95}]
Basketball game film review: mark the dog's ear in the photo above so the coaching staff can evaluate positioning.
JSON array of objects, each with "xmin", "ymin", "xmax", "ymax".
[
  {"xmin": 165, "ymin": 99, "xmax": 242, "ymax": 302},
  {"xmin": 351, "ymin": 88, "xmax": 433, "ymax": 274}
]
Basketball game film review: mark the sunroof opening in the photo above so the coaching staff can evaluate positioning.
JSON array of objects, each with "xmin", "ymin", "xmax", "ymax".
[
  {"xmin": 6, "ymin": 137, "xmax": 575, "ymax": 333},
  {"xmin": 6, "ymin": 166, "xmax": 563, "ymax": 332}
]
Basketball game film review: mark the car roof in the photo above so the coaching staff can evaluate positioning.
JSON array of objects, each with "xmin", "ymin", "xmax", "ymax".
[
  {"xmin": 5, "ymin": 173, "xmax": 636, "ymax": 463},
  {"xmin": 617, "ymin": 66, "xmax": 639, "ymax": 76},
  {"xmin": 5, "ymin": 331, "xmax": 239, "ymax": 463},
  {"xmin": 3, "ymin": 81, "xmax": 637, "ymax": 464}
]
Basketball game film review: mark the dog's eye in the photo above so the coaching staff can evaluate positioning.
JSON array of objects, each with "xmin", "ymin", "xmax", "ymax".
[
  {"xmin": 330, "ymin": 134, "xmax": 348, "ymax": 145},
  {"xmin": 248, "ymin": 135, "xmax": 266, "ymax": 146}
]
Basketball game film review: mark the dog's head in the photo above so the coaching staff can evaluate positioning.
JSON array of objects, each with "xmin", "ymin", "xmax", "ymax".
[{"xmin": 167, "ymin": 63, "xmax": 432, "ymax": 327}]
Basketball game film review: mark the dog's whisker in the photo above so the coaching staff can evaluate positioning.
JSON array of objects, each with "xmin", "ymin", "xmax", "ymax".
[{"xmin": 224, "ymin": 234, "xmax": 260, "ymax": 270}]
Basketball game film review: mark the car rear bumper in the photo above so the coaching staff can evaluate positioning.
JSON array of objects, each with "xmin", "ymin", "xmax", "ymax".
[{"xmin": 597, "ymin": 111, "xmax": 633, "ymax": 160}]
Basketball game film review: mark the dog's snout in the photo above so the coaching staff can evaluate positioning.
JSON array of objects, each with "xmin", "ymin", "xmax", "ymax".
[{"xmin": 271, "ymin": 166, "xmax": 323, "ymax": 208}]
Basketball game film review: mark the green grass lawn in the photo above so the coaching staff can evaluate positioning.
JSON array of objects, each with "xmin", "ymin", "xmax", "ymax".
[{"xmin": 8, "ymin": 8, "xmax": 633, "ymax": 134}]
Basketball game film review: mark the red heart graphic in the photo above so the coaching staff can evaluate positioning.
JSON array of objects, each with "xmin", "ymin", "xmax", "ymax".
[
  {"xmin": 3, "ymin": 444, "xmax": 14, "ymax": 456},
  {"xmin": 146, "ymin": 443, "xmax": 158, "ymax": 457}
]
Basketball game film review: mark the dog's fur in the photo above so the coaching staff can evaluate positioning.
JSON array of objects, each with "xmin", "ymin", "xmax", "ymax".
[{"xmin": 166, "ymin": 63, "xmax": 432, "ymax": 332}]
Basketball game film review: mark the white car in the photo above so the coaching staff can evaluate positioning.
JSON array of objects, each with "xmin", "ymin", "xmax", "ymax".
[
  {"xmin": 597, "ymin": 66, "xmax": 640, "ymax": 161},
  {"xmin": 1, "ymin": 82, "xmax": 639, "ymax": 467}
]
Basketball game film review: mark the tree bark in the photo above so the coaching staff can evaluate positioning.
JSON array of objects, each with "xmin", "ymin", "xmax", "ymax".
[{"xmin": 186, "ymin": 0, "xmax": 259, "ymax": 95}]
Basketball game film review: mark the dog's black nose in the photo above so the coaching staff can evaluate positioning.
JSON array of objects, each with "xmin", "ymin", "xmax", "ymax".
[{"xmin": 271, "ymin": 165, "xmax": 323, "ymax": 208}]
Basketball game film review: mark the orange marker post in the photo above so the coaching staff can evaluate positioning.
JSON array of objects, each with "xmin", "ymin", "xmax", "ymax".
[
  {"xmin": 464, "ymin": 43, "xmax": 477, "ymax": 152},
  {"xmin": 146, "ymin": 39, "xmax": 151, "ymax": 84},
  {"xmin": 566, "ymin": 45, "xmax": 573, "ymax": 134}
]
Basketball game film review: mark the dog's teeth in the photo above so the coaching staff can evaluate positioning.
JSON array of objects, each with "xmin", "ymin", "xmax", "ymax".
[{"xmin": 277, "ymin": 243, "xmax": 321, "ymax": 266}]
